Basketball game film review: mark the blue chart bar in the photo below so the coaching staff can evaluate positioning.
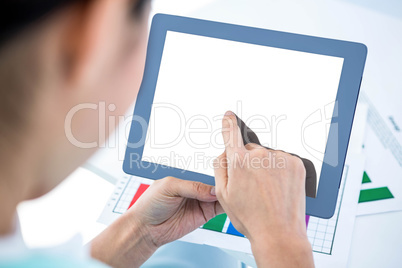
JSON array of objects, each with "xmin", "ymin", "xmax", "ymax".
[{"xmin": 227, "ymin": 222, "xmax": 245, "ymax": 237}]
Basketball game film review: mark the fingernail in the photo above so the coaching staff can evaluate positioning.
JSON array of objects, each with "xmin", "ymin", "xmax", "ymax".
[
  {"xmin": 225, "ymin": 111, "xmax": 234, "ymax": 116},
  {"xmin": 210, "ymin": 186, "xmax": 216, "ymax": 196}
]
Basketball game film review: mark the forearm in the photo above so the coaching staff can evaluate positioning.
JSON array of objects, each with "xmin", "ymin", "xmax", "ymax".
[
  {"xmin": 91, "ymin": 213, "xmax": 156, "ymax": 268},
  {"xmin": 250, "ymin": 231, "xmax": 314, "ymax": 268}
]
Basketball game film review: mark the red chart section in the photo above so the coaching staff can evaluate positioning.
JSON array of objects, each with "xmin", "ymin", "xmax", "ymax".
[{"xmin": 128, "ymin": 183, "xmax": 150, "ymax": 209}]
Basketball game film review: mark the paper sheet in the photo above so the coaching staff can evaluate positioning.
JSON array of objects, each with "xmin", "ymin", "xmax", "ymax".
[
  {"xmin": 311, "ymin": 154, "xmax": 364, "ymax": 268},
  {"xmin": 346, "ymin": 97, "xmax": 402, "ymax": 215},
  {"xmin": 356, "ymin": 94, "xmax": 402, "ymax": 215}
]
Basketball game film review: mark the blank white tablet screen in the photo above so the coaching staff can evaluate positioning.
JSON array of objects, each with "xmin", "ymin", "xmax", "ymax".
[{"xmin": 142, "ymin": 31, "xmax": 344, "ymax": 191}]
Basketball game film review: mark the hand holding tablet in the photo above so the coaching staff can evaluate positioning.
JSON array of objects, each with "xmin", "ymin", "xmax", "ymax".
[
  {"xmin": 214, "ymin": 111, "xmax": 314, "ymax": 267},
  {"xmin": 123, "ymin": 14, "xmax": 367, "ymax": 218}
]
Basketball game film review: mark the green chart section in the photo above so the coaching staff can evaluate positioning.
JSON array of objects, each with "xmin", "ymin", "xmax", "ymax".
[
  {"xmin": 359, "ymin": 187, "xmax": 394, "ymax": 203},
  {"xmin": 202, "ymin": 213, "xmax": 227, "ymax": 232},
  {"xmin": 359, "ymin": 171, "xmax": 394, "ymax": 203},
  {"xmin": 362, "ymin": 171, "xmax": 371, "ymax": 184}
]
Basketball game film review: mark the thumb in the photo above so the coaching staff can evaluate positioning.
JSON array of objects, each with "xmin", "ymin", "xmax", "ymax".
[
  {"xmin": 221, "ymin": 111, "xmax": 245, "ymax": 158},
  {"xmin": 163, "ymin": 177, "xmax": 217, "ymax": 202}
]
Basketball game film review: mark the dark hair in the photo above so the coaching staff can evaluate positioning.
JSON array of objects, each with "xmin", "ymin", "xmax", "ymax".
[{"xmin": 0, "ymin": 0, "xmax": 149, "ymax": 47}]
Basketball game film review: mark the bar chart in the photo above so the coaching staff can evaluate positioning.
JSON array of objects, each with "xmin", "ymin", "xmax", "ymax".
[
  {"xmin": 110, "ymin": 176, "xmax": 246, "ymax": 237},
  {"xmin": 112, "ymin": 176, "xmax": 153, "ymax": 214},
  {"xmin": 99, "ymin": 166, "xmax": 351, "ymax": 256}
]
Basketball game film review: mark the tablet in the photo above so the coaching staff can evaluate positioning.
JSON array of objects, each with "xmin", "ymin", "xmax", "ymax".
[{"xmin": 123, "ymin": 14, "xmax": 367, "ymax": 218}]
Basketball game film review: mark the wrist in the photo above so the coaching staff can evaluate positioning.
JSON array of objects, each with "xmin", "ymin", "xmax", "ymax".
[
  {"xmin": 125, "ymin": 213, "xmax": 159, "ymax": 260},
  {"xmin": 249, "ymin": 227, "xmax": 314, "ymax": 268},
  {"xmin": 91, "ymin": 213, "xmax": 157, "ymax": 267}
]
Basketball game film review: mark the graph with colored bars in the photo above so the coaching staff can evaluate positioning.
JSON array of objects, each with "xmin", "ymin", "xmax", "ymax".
[
  {"xmin": 357, "ymin": 93, "xmax": 400, "ymax": 215},
  {"xmin": 101, "ymin": 164, "xmax": 354, "ymax": 255},
  {"xmin": 107, "ymin": 175, "xmax": 245, "ymax": 237},
  {"xmin": 111, "ymin": 177, "xmax": 152, "ymax": 214},
  {"xmin": 358, "ymin": 171, "xmax": 393, "ymax": 203},
  {"xmin": 304, "ymin": 165, "xmax": 348, "ymax": 254}
]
